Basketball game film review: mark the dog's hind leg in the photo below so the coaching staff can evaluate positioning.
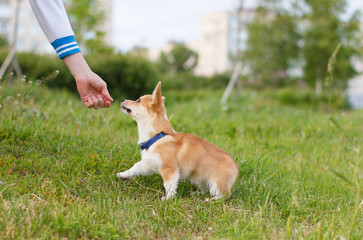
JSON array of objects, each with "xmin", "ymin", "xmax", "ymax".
[
  {"xmin": 205, "ymin": 182, "xmax": 223, "ymax": 201},
  {"xmin": 190, "ymin": 178, "xmax": 208, "ymax": 196},
  {"xmin": 205, "ymin": 160, "xmax": 238, "ymax": 201},
  {"xmin": 160, "ymin": 167, "xmax": 180, "ymax": 200}
]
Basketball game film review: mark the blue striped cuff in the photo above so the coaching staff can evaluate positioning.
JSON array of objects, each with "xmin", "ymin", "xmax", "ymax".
[{"xmin": 51, "ymin": 35, "xmax": 81, "ymax": 59}]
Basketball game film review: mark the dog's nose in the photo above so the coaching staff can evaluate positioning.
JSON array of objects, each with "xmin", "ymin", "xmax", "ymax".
[{"xmin": 121, "ymin": 99, "xmax": 126, "ymax": 103}]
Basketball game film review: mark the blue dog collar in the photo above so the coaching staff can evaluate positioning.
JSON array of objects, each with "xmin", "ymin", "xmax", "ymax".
[{"xmin": 139, "ymin": 132, "xmax": 166, "ymax": 150}]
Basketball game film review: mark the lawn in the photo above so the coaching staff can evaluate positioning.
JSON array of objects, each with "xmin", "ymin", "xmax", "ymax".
[{"xmin": 0, "ymin": 81, "xmax": 362, "ymax": 239}]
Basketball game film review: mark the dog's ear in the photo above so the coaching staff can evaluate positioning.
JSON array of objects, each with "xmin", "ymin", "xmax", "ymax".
[{"xmin": 151, "ymin": 81, "xmax": 162, "ymax": 108}]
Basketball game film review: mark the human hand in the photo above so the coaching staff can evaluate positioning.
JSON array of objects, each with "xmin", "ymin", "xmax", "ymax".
[
  {"xmin": 63, "ymin": 52, "xmax": 113, "ymax": 109},
  {"xmin": 75, "ymin": 71, "xmax": 113, "ymax": 109}
]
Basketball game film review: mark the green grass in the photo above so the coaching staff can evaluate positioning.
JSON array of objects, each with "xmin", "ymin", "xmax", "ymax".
[{"xmin": 0, "ymin": 81, "xmax": 362, "ymax": 239}]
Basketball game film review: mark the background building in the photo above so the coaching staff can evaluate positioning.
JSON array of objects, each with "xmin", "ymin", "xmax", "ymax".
[
  {"xmin": 146, "ymin": 10, "xmax": 254, "ymax": 76},
  {"xmin": 0, "ymin": 0, "xmax": 52, "ymax": 53},
  {"xmin": 99, "ymin": 0, "xmax": 113, "ymax": 45},
  {"xmin": 191, "ymin": 10, "xmax": 254, "ymax": 76},
  {"xmin": 0, "ymin": 0, "xmax": 14, "ymax": 45}
]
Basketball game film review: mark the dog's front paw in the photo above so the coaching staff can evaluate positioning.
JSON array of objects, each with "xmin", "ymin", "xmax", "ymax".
[
  {"xmin": 117, "ymin": 171, "xmax": 130, "ymax": 180},
  {"xmin": 161, "ymin": 196, "xmax": 173, "ymax": 201},
  {"xmin": 161, "ymin": 194, "xmax": 175, "ymax": 201}
]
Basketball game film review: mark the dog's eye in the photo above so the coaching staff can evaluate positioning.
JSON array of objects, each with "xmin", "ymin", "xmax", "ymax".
[{"xmin": 136, "ymin": 99, "xmax": 141, "ymax": 103}]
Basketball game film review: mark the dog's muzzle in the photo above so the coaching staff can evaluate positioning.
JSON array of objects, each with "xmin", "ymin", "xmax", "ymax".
[{"xmin": 121, "ymin": 102, "xmax": 132, "ymax": 114}]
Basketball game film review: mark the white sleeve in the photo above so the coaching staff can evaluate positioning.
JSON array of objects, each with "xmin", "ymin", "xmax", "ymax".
[{"xmin": 29, "ymin": 0, "xmax": 81, "ymax": 59}]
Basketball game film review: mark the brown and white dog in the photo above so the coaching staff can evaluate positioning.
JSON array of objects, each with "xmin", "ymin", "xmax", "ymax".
[{"xmin": 117, "ymin": 82, "xmax": 238, "ymax": 200}]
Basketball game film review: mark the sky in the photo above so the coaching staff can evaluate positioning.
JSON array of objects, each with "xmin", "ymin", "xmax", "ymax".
[{"xmin": 112, "ymin": 0, "xmax": 363, "ymax": 52}]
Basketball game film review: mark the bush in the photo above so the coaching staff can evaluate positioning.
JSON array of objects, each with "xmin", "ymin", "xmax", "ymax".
[
  {"xmin": 161, "ymin": 72, "xmax": 231, "ymax": 91},
  {"xmin": 1, "ymin": 50, "xmax": 230, "ymax": 97},
  {"xmin": 0, "ymin": 52, "xmax": 158, "ymax": 99},
  {"xmin": 161, "ymin": 72, "xmax": 206, "ymax": 90},
  {"xmin": 271, "ymin": 88, "xmax": 351, "ymax": 110},
  {"xmin": 204, "ymin": 73, "xmax": 231, "ymax": 89},
  {"xmin": 16, "ymin": 52, "xmax": 73, "ymax": 89}
]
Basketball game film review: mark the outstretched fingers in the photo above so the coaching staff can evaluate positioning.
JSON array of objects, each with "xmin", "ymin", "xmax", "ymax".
[
  {"xmin": 86, "ymin": 97, "xmax": 93, "ymax": 108},
  {"xmin": 104, "ymin": 98, "xmax": 111, "ymax": 108},
  {"xmin": 96, "ymin": 95, "xmax": 105, "ymax": 108},
  {"xmin": 85, "ymin": 96, "xmax": 111, "ymax": 109},
  {"xmin": 101, "ymin": 87, "xmax": 113, "ymax": 102}
]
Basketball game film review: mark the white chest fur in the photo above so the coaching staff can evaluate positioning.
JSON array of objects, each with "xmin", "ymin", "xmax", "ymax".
[{"xmin": 140, "ymin": 148, "xmax": 163, "ymax": 174}]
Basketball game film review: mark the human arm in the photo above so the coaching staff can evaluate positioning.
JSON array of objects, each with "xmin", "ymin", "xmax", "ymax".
[
  {"xmin": 29, "ymin": 0, "xmax": 113, "ymax": 109},
  {"xmin": 28, "ymin": 0, "xmax": 79, "ymax": 58}
]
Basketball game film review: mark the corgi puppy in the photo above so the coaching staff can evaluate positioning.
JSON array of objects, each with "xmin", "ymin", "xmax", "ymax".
[{"xmin": 117, "ymin": 82, "xmax": 238, "ymax": 200}]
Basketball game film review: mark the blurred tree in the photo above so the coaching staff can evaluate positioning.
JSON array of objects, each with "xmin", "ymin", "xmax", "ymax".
[
  {"xmin": 66, "ymin": 0, "xmax": 113, "ymax": 54},
  {"xmin": 302, "ymin": 0, "xmax": 361, "ymax": 94},
  {"xmin": 159, "ymin": 42, "xmax": 198, "ymax": 74},
  {"xmin": 244, "ymin": 1, "xmax": 301, "ymax": 86},
  {"xmin": 0, "ymin": 36, "xmax": 8, "ymax": 49},
  {"xmin": 129, "ymin": 45, "xmax": 149, "ymax": 58}
]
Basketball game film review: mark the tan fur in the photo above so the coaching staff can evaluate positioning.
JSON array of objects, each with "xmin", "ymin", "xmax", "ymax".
[
  {"xmin": 156, "ymin": 133, "xmax": 238, "ymax": 196},
  {"xmin": 118, "ymin": 82, "xmax": 238, "ymax": 200}
]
